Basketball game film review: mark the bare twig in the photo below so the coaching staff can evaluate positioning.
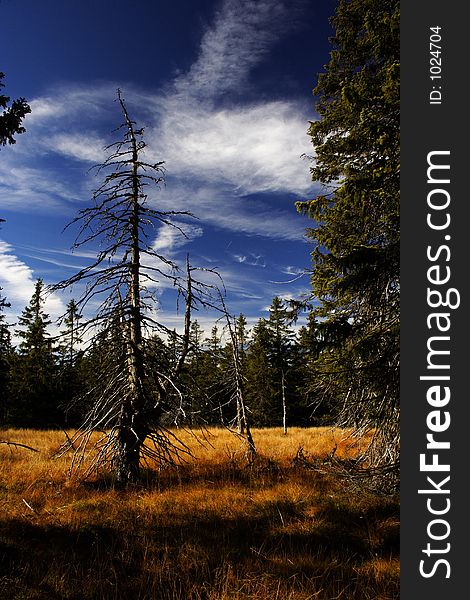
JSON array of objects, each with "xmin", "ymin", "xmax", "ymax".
[
  {"xmin": 0, "ymin": 440, "xmax": 39, "ymax": 452},
  {"xmin": 22, "ymin": 498, "xmax": 37, "ymax": 513}
]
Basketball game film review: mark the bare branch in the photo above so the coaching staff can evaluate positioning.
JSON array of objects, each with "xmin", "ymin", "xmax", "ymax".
[{"xmin": 0, "ymin": 440, "xmax": 39, "ymax": 452}]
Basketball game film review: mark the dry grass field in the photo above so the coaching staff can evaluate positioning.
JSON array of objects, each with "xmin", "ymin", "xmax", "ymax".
[{"xmin": 0, "ymin": 427, "xmax": 399, "ymax": 599}]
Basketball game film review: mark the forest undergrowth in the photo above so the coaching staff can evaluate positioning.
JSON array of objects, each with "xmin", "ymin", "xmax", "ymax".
[{"xmin": 0, "ymin": 427, "xmax": 399, "ymax": 600}]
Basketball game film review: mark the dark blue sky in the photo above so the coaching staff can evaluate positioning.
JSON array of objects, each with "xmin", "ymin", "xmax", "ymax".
[{"xmin": 1, "ymin": 0, "xmax": 336, "ymax": 338}]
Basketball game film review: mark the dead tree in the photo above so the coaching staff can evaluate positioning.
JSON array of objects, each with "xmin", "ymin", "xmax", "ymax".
[
  {"xmin": 220, "ymin": 297, "xmax": 256, "ymax": 463},
  {"xmin": 0, "ymin": 440, "xmax": 39, "ymax": 452},
  {"xmin": 52, "ymin": 90, "xmax": 204, "ymax": 484},
  {"xmin": 281, "ymin": 369, "xmax": 287, "ymax": 435}
]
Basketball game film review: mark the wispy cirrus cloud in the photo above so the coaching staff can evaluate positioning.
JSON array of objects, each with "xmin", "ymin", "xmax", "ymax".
[
  {"xmin": 2, "ymin": 96, "xmax": 314, "ymax": 236},
  {"xmin": 280, "ymin": 265, "xmax": 307, "ymax": 276},
  {"xmin": 1, "ymin": 0, "xmax": 316, "ymax": 239},
  {"xmin": 172, "ymin": 0, "xmax": 306, "ymax": 100},
  {"xmin": 152, "ymin": 183, "xmax": 307, "ymax": 241},
  {"xmin": 152, "ymin": 101, "xmax": 313, "ymax": 196},
  {"xmin": 0, "ymin": 240, "xmax": 66, "ymax": 325},
  {"xmin": 1, "ymin": 0, "xmax": 316, "ymax": 329},
  {"xmin": 149, "ymin": 0, "xmax": 314, "ymax": 200},
  {"xmin": 48, "ymin": 133, "xmax": 106, "ymax": 163},
  {"xmin": 152, "ymin": 221, "xmax": 204, "ymax": 256},
  {"xmin": 0, "ymin": 164, "xmax": 84, "ymax": 212},
  {"xmin": 232, "ymin": 253, "xmax": 266, "ymax": 268}
]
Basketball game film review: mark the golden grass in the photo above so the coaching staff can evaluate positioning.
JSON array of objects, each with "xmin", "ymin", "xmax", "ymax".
[{"xmin": 0, "ymin": 427, "xmax": 399, "ymax": 599}]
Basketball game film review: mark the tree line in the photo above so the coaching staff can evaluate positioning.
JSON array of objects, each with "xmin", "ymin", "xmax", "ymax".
[{"xmin": 0, "ymin": 282, "xmax": 334, "ymax": 432}]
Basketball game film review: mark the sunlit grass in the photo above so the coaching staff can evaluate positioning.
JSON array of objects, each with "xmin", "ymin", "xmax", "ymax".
[{"xmin": 0, "ymin": 426, "xmax": 398, "ymax": 599}]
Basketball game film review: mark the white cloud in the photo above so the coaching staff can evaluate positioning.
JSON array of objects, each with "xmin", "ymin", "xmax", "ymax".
[
  {"xmin": 0, "ymin": 241, "xmax": 66, "ymax": 327},
  {"xmin": 0, "ymin": 241, "xmax": 35, "ymax": 307},
  {"xmin": 49, "ymin": 133, "xmax": 106, "ymax": 163},
  {"xmin": 0, "ymin": 0, "xmax": 317, "ymax": 234},
  {"xmin": 151, "ymin": 101, "xmax": 313, "ymax": 196},
  {"xmin": 152, "ymin": 0, "xmax": 314, "ymax": 198},
  {"xmin": 153, "ymin": 183, "xmax": 307, "ymax": 241},
  {"xmin": 231, "ymin": 253, "xmax": 266, "ymax": 267},
  {"xmin": 173, "ymin": 0, "xmax": 305, "ymax": 100},
  {"xmin": 18, "ymin": 252, "xmax": 86, "ymax": 271},
  {"xmin": 0, "ymin": 162, "xmax": 83, "ymax": 212},
  {"xmin": 25, "ymin": 97, "xmax": 68, "ymax": 125},
  {"xmin": 152, "ymin": 220, "xmax": 203, "ymax": 255},
  {"xmin": 24, "ymin": 87, "xmax": 121, "ymax": 129},
  {"xmin": 280, "ymin": 265, "xmax": 307, "ymax": 277}
]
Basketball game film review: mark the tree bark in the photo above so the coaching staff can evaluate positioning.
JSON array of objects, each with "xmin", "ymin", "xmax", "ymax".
[
  {"xmin": 116, "ymin": 93, "xmax": 147, "ymax": 484},
  {"xmin": 282, "ymin": 369, "xmax": 287, "ymax": 435}
]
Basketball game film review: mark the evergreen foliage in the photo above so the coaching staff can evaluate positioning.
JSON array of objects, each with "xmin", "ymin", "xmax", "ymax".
[
  {"xmin": 58, "ymin": 299, "xmax": 83, "ymax": 363},
  {"xmin": 185, "ymin": 323, "xmax": 227, "ymax": 426},
  {"xmin": 245, "ymin": 318, "xmax": 278, "ymax": 426},
  {"xmin": 55, "ymin": 299, "xmax": 86, "ymax": 426},
  {"xmin": 296, "ymin": 0, "xmax": 400, "ymax": 475},
  {"xmin": 0, "ymin": 72, "xmax": 31, "ymax": 147},
  {"xmin": 9, "ymin": 280, "xmax": 59, "ymax": 426},
  {"xmin": 1, "ymin": 291, "xmax": 318, "ymax": 432}
]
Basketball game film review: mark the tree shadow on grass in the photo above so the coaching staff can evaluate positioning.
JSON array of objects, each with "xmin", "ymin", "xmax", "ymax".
[{"xmin": 0, "ymin": 491, "xmax": 399, "ymax": 600}]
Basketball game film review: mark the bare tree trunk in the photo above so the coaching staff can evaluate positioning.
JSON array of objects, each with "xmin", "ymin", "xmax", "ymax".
[
  {"xmin": 237, "ymin": 382, "xmax": 255, "ymax": 463},
  {"xmin": 236, "ymin": 396, "xmax": 245, "ymax": 434},
  {"xmin": 221, "ymin": 298, "xmax": 255, "ymax": 461},
  {"xmin": 281, "ymin": 369, "xmax": 287, "ymax": 435},
  {"xmin": 115, "ymin": 94, "xmax": 147, "ymax": 484},
  {"xmin": 115, "ymin": 410, "xmax": 142, "ymax": 483},
  {"xmin": 69, "ymin": 311, "xmax": 74, "ymax": 363}
]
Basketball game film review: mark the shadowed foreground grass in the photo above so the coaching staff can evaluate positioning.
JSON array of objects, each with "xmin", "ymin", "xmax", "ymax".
[{"xmin": 0, "ymin": 427, "xmax": 399, "ymax": 599}]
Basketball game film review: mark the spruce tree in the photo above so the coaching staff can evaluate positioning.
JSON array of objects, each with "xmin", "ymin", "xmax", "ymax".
[
  {"xmin": 59, "ymin": 299, "xmax": 83, "ymax": 363},
  {"xmin": 297, "ymin": 0, "xmax": 399, "ymax": 479},
  {"xmin": 0, "ymin": 72, "xmax": 31, "ymax": 147},
  {"xmin": 245, "ymin": 318, "xmax": 277, "ymax": 427},
  {"xmin": 10, "ymin": 279, "xmax": 58, "ymax": 426},
  {"xmin": 267, "ymin": 297, "xmax": 296, "ymax": 432},
  {"xmin": 56, "ymin": 299, "xmax": 85, "ymax": 425},
  {"xmin": 199, "ymin": 324, "xmax": 226, "ymax": 425},
  {"xmin": 296, "ymin": 314, "xmax": 335, "ymax": 425},
  {"xmin": 16, "ymin": 279, "xmax": 52, "ymax": 355},
  {"xmin": 182, "ymin": 320, "xmax": 204, "ymax": 425}
]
